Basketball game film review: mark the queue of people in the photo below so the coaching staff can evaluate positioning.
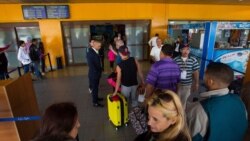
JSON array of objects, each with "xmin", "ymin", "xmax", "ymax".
[
  {"xmin": 29, "ymin": 33, "xmax": 249, "ymax": 141},
  {"xmin": 17, "ymin": 38, "xmax": 45, "ymax": 80}
]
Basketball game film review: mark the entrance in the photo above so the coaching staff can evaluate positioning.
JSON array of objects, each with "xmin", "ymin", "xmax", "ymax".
[{"xmin": 62, "ymin": 20, "xmax": 150, "ymax": 66}]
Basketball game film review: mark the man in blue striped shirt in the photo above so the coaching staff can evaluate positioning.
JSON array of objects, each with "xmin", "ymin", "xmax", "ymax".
[
  {"xmin": 174, "ymin": 44, "xmax": 199, "ymax": 109},
  {"xmin": 145, "ymin": 44, "xmax": 181, "ymax": 98}
]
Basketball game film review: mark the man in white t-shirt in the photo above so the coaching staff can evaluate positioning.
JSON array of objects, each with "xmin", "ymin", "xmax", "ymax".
[
  {"xmin": 150, "ymin": 38, "xmax": 162, "ymax": 62},
  {"xmin": 148, "ymin": 33, "xmax": 159, "ymax": 48}
]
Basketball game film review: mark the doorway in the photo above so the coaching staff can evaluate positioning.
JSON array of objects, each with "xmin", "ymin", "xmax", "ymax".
[{"xmin": 62, "ymin": 20, "xmax": 150, "ymax": 66}]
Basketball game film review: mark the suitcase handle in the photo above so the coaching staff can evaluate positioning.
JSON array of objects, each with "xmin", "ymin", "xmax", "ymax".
[{"xmin": 109, "ymin": 95, "xmax": 120, "ymax": 102}]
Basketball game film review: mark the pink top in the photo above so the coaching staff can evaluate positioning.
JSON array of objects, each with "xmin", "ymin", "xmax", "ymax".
[{"xmin": 108, "ymin": 50, "xmax": 116, "ymax": 61}]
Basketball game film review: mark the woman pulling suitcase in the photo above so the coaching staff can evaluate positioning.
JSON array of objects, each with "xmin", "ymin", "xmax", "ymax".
[{"xmin": 112, "ymin": 45, "xmax": 144, "ymax": 108}]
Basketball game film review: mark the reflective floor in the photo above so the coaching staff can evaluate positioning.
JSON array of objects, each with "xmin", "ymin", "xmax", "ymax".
[{"xmin": 32, "ymin": 61, "xmax": 151, "ymax": 141}]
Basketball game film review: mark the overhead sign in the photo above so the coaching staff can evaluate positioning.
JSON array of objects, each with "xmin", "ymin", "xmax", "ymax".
[
  {"xmin": 169, "ymin": 23, "xmax": 205, "ymax": 29},
  {"xmin": 217, "ymin": 22, "xmax": 250, "ymax": 29},
  {"xmin": 46, "ymin": 5, "xmax": 70, "ymax": 19},
  {"xmin": 22, "ymin": 5, "xmax": 47, "ymax": 19}
]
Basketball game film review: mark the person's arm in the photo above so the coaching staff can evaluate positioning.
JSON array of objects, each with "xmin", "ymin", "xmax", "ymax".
[
  {"xmin": 144, "ymin": 64, "xmax": 158, "ymax": 97},
  {"xmin": 17, "ymin": 49, "xmax": 22, "ymax": 62},
  {"xmin": 148, "ymin": 38, "xmax": 152, "ymax": 47},
  {"xmin": 87, "ymin": 51, "xmax": 102, "ymax": 72},
  {"xmin": 192, "ymin": 70, "xmax": 199, "ymax": 92},
  {"xmin": 192, "ymin": 58, "xmax": 200, "ymax": 92},
  {"xmin": 145, "ymin": 84, "xmax": 154, "ymax": 99},
  {"xmin": 186, "ymin": 102, "xmax": 208, "ymax": 141},
  {"xmin": 135, "ymin": 59, "xmax": 144, "ymax": 85},
  {"xmin": 150, "ymin": 47, "xmax": 156, "ymax": 62},
  {"xmin": 113, "ymin": 66, "xmax": 121, "ymax": 96},
  {"xmin": 109, "ymin": 44, "xmax": 117, "ymax": 55}
]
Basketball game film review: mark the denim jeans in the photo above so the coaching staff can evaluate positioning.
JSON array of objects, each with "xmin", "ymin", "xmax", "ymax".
[
  {"xmin": 31, "ymin": 61, "xmax": 42, "ymax": 78},
  {"xmin": 23, "ymin": 64, "xmax": 30, "ymax": 74},
  {"xmin": 121, "ymin": 85, "xmax": 138, "ymax": 107}
]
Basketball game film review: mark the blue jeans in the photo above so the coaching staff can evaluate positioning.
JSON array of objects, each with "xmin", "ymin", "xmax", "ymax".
[
  {"xmin": 23, "ymin": 64, "xmax": 30, "ymax": 74},
  {"xmin": 31, "ymin": 61, "xmax": 42, "ymax": 78},
  {"xmin": 121, "ymin": 85, "xmax": 138, "ymax": 107}
]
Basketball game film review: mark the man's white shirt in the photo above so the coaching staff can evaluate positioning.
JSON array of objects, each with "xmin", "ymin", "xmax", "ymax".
[
  {"xmin": 150, "ymin": 46, "xmax": 162, "ymax": 61},
  {"xmin": 148, "ymin": 36, "xmax": 158, "ymax": 48}
]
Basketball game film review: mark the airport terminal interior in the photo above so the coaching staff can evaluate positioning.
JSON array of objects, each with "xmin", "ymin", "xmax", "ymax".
[{"xmin": 0, "ymin": 0, "xmax": 250, "ymax": 141}]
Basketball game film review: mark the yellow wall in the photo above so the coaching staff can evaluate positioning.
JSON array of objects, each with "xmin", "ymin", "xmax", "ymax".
[
  {"xmin": 1, "ymin": 3, "xmax": 250, "ymax": 80},
  {"xmin": 0, "ymin": 3, "xmax": 169, "ymax": 67},
  {"xmin": 39, "ymin": 21, "xmax": 64, "ymax": 66},
  {"xmin": 168, "ymin": 4, "xmax": 250, "ymax": 20}
]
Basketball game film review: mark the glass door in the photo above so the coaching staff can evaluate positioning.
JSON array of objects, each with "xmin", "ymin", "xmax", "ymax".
[
  {"xmin": 0, "ymin": 27, "xmax": 17, "ymax": 68},
  {"xmin": 125, "ymin": 21, "xmax": 150, "ymax": 60},
  {"xmin": 0, "ymin": 23, "xmax": 40, "ymax": 69},
  {"xmin": 62, "ymin": 23, "xmax": 90, "ymax": 65}
]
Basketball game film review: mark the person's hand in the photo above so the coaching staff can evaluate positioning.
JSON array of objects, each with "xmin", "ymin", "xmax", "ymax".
[
  {"xmin": 138, "ymin": 84, "xmax": 145, "ymax": 94},
  {"xmin": 192, "ymin": 83, "xmax": 199, "ymax": 92},
  {"xmin": 112, "ymin": 92, "xmax": 117, "ymax": 97}
]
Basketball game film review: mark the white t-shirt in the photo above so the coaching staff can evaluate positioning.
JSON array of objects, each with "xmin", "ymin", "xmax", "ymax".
[
  {"xmin": 148, "ymin": 36, "xmax": 158, "ymax": 48},
  {"xmin": 175, "ymin": 43, "xmax": 180, "ymax": 52},
  {"xmin": 150, "ymin": 46, "xmax": 162, "ymax": 61}
]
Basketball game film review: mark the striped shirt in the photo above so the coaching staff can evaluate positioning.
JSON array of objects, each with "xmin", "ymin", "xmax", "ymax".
[
  {"xmin": 174, "ymin": 56, "xmax": 199, "ymax": 85},
  {"xmin": 146, "ymin": 58, "xmax": 180, "ymax": 92}
]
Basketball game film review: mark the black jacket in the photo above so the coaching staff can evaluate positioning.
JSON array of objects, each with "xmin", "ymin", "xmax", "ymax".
[
  {"xmin": 87, "ymin": 47, "xmax": 102, "ymax": 79},
  {"xmin": 29, "ymin": 44, "xmax": 40, "ymax": 61},
  {"xmin": 0, "ymin": 53, "xmax": 8, "ymax": 70}
]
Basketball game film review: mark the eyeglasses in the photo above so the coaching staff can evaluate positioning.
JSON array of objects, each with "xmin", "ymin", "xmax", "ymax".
[{"xmin": 151, "ymin": 92, "xmax": 179, "ymax": 116}]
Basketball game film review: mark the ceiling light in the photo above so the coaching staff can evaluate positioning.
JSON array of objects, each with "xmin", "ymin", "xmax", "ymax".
[{"xmin": 169, "ymin": 21, "xmax": 175, "ymax": 25}]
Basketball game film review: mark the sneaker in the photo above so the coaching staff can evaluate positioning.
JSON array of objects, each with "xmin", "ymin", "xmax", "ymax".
[{"xmin": 89, "ymin": 88, "xmax": 92, "ymax": 94}]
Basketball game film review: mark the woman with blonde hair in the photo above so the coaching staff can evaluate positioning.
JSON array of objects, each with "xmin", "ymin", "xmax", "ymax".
[{"xmin": 135, "ymin": 90, "xmax": 191, "ymax": 141}]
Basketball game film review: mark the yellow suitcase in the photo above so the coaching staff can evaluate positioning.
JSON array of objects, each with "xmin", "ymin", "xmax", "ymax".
[{"xmin": 107, "ymin": 93, "xmax": 129, "ymax": 130}]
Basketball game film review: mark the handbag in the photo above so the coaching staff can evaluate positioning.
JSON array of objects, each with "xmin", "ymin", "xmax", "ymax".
[
  {"xmin": 129, "ymin": 106, "xmax": 148, "ymax": 135},
  {"xmin": 138, "ymin": 90, "xmax": 146, "ymax": 103},
  {"xmin": 137, "ymin": 85, "xmax": 146, "ymax": 103}
]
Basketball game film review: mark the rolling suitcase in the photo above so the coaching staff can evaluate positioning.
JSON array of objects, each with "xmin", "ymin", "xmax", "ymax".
[{"xmin": 107, "ymin": 93, "xmax": 129, "ymax": 130}]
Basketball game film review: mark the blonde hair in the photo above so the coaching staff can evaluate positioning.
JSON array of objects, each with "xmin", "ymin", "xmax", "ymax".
[{"xmin": 147, "ymin": 90, "xmax": 191, "ymax": 141}]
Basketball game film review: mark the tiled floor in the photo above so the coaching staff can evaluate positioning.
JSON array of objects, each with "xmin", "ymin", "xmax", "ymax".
[{"xmin": 32, "ymin": 62, "xmax": 151, "ymax": 141}]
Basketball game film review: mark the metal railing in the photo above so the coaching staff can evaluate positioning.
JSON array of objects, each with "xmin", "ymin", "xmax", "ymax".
[{"xmin": 1, "ymin": 53, "xmax": 53, "ymax": 80}]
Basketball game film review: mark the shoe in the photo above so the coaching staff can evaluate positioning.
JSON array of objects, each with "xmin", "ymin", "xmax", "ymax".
[
  {"xmin": 89, "ymin": 88, "xmax": 92, "ymax": 94},
  {"xmin": 93, "ymin": 103, "xmax": 104, "ymax": 107},
  {"xmin": 97, "ymin": 97, "xmax": 103, "ymax": 101}
]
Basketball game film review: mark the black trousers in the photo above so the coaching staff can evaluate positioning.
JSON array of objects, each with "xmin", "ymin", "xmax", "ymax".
[{"xmin": 89, "ymin": 77, "xmax": 100, "ymax": 104}]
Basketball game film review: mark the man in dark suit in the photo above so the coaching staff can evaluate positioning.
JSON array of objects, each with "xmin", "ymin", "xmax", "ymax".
[{"xmin": 87, "ymin": 38, "xmax": 104, "ymax": 107}]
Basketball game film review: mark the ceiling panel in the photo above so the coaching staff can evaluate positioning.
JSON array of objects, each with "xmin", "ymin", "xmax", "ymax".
[{"xmin": 0, "ymin": 0, "xmax": 248, "ymax": 5}]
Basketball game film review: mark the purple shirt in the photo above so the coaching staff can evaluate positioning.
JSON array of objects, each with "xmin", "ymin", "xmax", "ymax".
[{"xmin": 146, "ymin": 58, "xmax": 180, "ymax": 92}]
